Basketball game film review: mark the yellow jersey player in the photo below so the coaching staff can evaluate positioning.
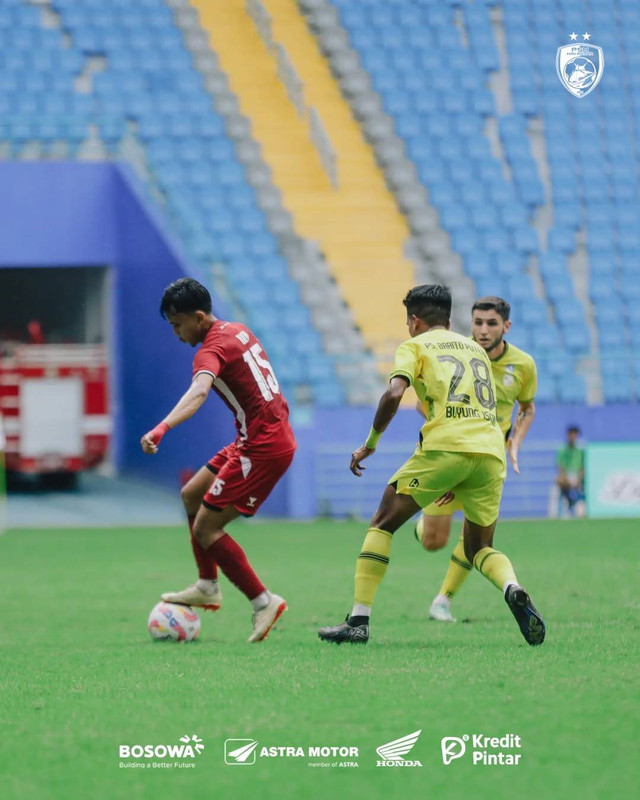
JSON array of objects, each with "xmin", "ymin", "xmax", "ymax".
[
  {"xmin": 318, "ymin": 285, "xmax": 545, "ymax": 647},
  {"xmin": 416, "ymin": 297, "xmax": 537, "ymax": 623}
]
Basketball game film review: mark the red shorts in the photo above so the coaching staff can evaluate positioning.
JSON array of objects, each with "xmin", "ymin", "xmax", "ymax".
[{"xmin": 202, "ymin": 444, "xmax": 295, "ymax": 516}]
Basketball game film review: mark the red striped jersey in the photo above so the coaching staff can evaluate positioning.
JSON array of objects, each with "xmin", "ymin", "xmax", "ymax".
[{"xmin": 192, "ymin": 320, "xmax": 296, "ymax": 454}]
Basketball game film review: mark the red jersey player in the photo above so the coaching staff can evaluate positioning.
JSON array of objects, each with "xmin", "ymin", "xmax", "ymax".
[{"xmin": 140, "ymin": 278, "xmax": 296, "ymax": 642}]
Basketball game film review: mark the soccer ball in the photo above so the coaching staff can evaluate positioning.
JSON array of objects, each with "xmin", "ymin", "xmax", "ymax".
[{"xmin": 147, "ymin": 602, "xmax": 201, "ymax": 642}]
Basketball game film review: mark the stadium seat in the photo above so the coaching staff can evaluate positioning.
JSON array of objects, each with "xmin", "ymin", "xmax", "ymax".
[
  {"xmin": 5, "ymin": 0, "xmax": 637, "ymax": 409},
  {"xmin": 548, "ymin": 229, "xmax": 575, "ymax": 254},
  {"xmin": 602, "ymin": 375, "xmax": 634, "ymax": 403},
  {"xmin": 464, "ymin": 253, "xmax": 492, "ymax": 280},
  {"xmin": 535, "ymin": 374, "xmax": 556, "ymax": 403},
  {"xmin": 563, "ymin": 327, "xmax": 591, "ymax": 354},
  {"xmin": 557, "ymin": 376, "xmax": 587, "ymax": 403}
]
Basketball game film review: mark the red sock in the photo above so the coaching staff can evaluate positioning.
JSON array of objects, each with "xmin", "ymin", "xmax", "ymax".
[
  {"xmin": 188, "ymin": 514, "xmax": 218, "ymax": 580},
  {"xmin": 206, "ymin": 533, "xmax": 265, "ymax": 601}
]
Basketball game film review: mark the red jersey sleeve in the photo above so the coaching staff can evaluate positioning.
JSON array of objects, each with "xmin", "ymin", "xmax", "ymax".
[{"xmin": 193, "ymin": 344, "xmax": 224, "ymax": 380}]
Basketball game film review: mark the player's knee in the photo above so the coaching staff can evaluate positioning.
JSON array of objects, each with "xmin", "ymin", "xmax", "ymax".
[
  {"xmin": 181, "ymin": 483, "xmax": 202, "ymax": 514},
  {"xmin": 180, "ymin": 484, "xmax": 192, "ymax": 509},
  {"xmin": 192, "ymin": 517, "xmax": 219, "ymax": 547},
  {"xmin": 420, "ymin": 517, "xmax": 450, "ymax": 551},
  {"xmin": 370, "ymin": 511, "xmax": 398, "ymax": 534},
  {"xmin": 192, "ymin": 519, "xmax": 207, "ymax": 547},
  {"xmin": 423, "ymin": 535, "xmax": 446, "ymax": 552},
  {"xmin": 193, "ymin": 516, "xmax": 226, "ymax": 548}
]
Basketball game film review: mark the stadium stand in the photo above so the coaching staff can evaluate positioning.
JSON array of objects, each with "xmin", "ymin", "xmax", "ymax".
[
  {"xmin": 311, "ymin": 0, "xmax": 640, "ymax": 402},
  {"xmin": 2, "ymin": 0, "xmax": 639, "ymax": 404},
  {"xmin": 190, "ymin": 0, "xmax": 417, "ymax": 377},
  {"xmin": 0, "ymin": 0, "xmax": 378, "ymax": 407}
]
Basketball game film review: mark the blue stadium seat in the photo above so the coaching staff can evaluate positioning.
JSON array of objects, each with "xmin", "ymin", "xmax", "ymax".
[
  {"xmin": 551, "ymin": 181, "xmax": 578, "ymax": 204},
  {"xmin": 554, "ymin": 204, "xmax": 581, "ymax": 229},
  {"xmin": 501, "ymin": 205, "xmax": 528, "ymax": 229},
  {"xmin": 513, "ymin": 227, "xmax": 538, "ymax": 254},
  {"xmin": 591, "ymin": 280, "xmax": 618, "ymax": 303},
  {"xmin": 589, "ymin": 251, "xmax": 617, "ymax": 276},
  {"xmin": 507, "ymin": 276, "xmax": 534, "ymax": 303},
  {"xmin": 535, "ymin": 374, "xmax": 557, "ymax": 403},
  {"xmin": 218, "ymin": 234, "xmax": 246, "ymax": 261},
  {"xmin": 556, "ymin": 300, "xmax": 586, "ymax": 327},
  {"xmin": 453, "ymin": 229, "xmax": 481, "ymax": 256},
  {"xmin": 602, "ymin": 374, "xmax": 634, "ymax": 403},
  {"xmin": 548, "ymin": 229, "xmax": 575, "ymax": 253},
  {"xmin": 465, "ymin": 253, "xmax": 493, "ymax": 280},
  {"xmin": 475, "ymin": 276, "xmax": 509, "ymax": 299},
  {"xmin": 483, "ymin": 228, "xmax": 510, "ymax": 254},
  {"xmin": 489, "ymin": 183, "xmax": 517, "ymax": 206},
  {"xmin": 470, "ymin": 206, "xmax": 499, "ymax": 230},
  {"xmin": 563, "ymin": 327, "xmax": 591, "ymax": 354},
  {"xmin": 248, "ymin": 234, "xmax": 277, "ymax": 259},
  {"xmin": 271, "ymin": 281, "xmax": 301, "ymax": 308},
  {"xmin": 440, "ymin": 206, "xmax": 469, "ymax": 233},
  {"xmin": 547, "ymin": 278, "xmax": 575, "ymax": 305},
  {"xmin": 291, "ymin": 329, "xmax": 322, "ymax": 356},
  {"xmin": 557, "ymin": 376, "xmax": 587, "ymax": 403},
  {"xmin": 465, "ymin": 137, "xmax": 493, "ymax": 162},
  {"xmin": 618, "ymin": 227, "xmax": 640, "ymax": 251},
  {"xmin": 495, "ymin": 252, "xmax": 523, "ymax": 278},
  {"xmin": 545, "ymin": 353, "xmax": 574, "ymax": 379}
]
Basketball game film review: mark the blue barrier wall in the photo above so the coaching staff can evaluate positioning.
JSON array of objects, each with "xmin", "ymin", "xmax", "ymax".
[
  {"xmin": 0, "ymin": 162, "xmax": 235, "ymax": 494},
  {"xmin": 1, "ymin": 164, "xmax": 637, "ymax": 519},
  {"xmin": 290, "ymin": 404, "xmax": 640, "ymax": 520}
]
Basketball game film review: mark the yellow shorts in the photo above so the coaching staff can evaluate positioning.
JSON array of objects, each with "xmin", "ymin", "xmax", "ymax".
[
  {"xmin": 388, "ymin": 449, "xmax": 506, "ymax": 527},
  {"xmin": 422, "ymin": 497, "xmax": 464, "ymax": 517}
]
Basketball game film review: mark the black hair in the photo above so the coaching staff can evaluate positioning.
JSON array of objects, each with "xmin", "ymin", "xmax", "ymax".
[
  {"xmin": 160, "ymin": 278, "xmax": 212, "ymax": 318},
  {"xmin": 403, "ymin": 284, "xmax": 451, "ymax": 327},
  {"xmin": 472, "ymin": 296, "xmax": 511, "ymax": 321},
  {"xmin": 567, "ymin": 425, "xmax": 581, "ymax": 435}
]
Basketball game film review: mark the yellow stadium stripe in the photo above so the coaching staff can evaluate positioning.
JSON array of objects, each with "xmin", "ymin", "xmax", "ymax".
[{"xmin": 191, "ymin": 0, "xmax": 415, "ymax": 374}]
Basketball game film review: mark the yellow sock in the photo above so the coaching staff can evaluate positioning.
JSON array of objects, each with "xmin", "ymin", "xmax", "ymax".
[
  {"xmin": 473, "ymin": 547, "xmax": 518, "ymax": 592},
  {"xmin": 438, "ymin": 536, "xmax": 472, "ymax": 599},
  {"xmin": 354, "ymin": 527, "xmax": 393, "ymax": 607},
  {"xmin": 415, "ymin": 514, "xmax": 424, "ymax": 542}
]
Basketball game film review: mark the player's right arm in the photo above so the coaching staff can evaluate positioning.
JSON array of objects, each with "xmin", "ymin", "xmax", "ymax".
[
  {"xmin": 140, "ymin": 373, "xmax": 214, "ymax": 454},
  {"xmin": 350, "ymin": 376, "xmax": 410, "ymax": 476},
  {"xmin": 351, "ymin": 339, "xmax": 418, "ymax": 477}
]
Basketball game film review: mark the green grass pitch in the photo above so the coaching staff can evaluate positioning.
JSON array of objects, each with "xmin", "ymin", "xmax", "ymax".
[{"xmin": 2, "ymin": 518, "xmax": 638, "ymax": 800}]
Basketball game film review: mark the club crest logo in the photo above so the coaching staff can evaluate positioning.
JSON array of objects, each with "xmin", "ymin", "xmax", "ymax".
[{"xmin": 556, "ymin": 32, "xmax": 604, "ymax": 98}]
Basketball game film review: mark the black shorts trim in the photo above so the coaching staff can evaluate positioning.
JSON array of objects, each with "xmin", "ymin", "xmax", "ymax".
[
  {"xmin": 504, "ymin": 426, "xmax": 512, "ymax": 442},
  {"xmin": 202, "ymin": 499, "xmax": 223, "ymax": 512},
  {"xmin": 202, "ymin": 498, "xmax": 253, "ymax": 518}
]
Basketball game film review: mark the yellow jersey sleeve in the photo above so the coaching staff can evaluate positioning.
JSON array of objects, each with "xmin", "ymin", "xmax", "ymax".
[
  {"xmin": 518, "ymin": 356, "xmax": 537, "ymax": 403},
  {"xmin": 390, "ymin": 340, "xmax": 418, "ymax": 386}
]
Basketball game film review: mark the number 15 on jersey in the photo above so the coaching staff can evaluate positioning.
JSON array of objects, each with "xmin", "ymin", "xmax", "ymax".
[{"xmin": 243, "ymin": 343, "xmax": 280, "ymax": 401}]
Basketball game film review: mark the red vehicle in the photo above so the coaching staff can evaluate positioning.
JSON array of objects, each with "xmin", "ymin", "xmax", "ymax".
[{"xmin": 0, "ymin": 344, "xmax": 110, "ymax": 483}]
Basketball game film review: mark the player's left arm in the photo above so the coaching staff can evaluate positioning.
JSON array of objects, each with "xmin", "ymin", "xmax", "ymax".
[
  {"xmin": 507, "ymin": 357, "xmax": 537, "ymax": 473},
  {"xmin": 140, "ymin": 373, "xmax": 214, "ymax": 454},
  {"xmin": 507, "ymin": 400, "xmax": 536, "ymax": 474},
  {"xmin": 350, "ymin": 376, "xmax": 409, "ymax": 476}
]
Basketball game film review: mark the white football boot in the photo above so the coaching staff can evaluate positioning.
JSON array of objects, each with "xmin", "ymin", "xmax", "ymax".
[
  {"xmin": 428, "ymin": 596, "xmax": 456, "ymax": 623},
  {"xmin": 161, "ymin": 580, "xmax": 222, "ymax": 612},
  {"xmin": 247, "ymin": 593, "xmax": 288, "ymax": 643}
]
